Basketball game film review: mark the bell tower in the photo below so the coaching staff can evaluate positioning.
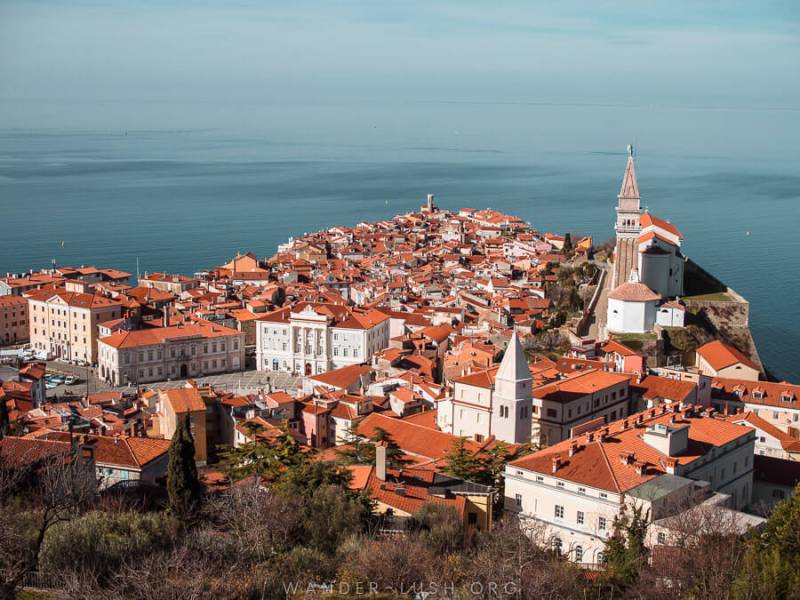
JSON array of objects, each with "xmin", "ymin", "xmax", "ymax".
[
  {"xmin": 615, "ymin": 144, "xmax": 642, "ymax": 241},
  {"xmin": 490, "ymin": 332, "xmax": 533, "ymax": 444}
]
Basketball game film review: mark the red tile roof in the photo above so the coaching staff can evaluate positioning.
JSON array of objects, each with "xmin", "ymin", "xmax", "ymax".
[{"xmin": 697, "ymin": 340, "xmax": 758, "ymax": 372}]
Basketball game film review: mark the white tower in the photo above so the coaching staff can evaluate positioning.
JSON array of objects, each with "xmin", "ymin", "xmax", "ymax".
[
  {"xmin": 490, "ymin": 332, "xmax": 533, "ymax": 444},
  {"xmin": 615, "ymin": 145, "xmax": 642, "ymax": 241}
]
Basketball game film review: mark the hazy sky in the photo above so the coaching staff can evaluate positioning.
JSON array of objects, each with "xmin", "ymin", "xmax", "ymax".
[{"xmin": 1, "ymin": 1, "xmax": 799, "ymax": 128}]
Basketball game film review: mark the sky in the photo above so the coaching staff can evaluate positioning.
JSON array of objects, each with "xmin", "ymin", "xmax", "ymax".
[{"xmin": 1, "ymin": 1, "xmax": 799, "ymax": 130}]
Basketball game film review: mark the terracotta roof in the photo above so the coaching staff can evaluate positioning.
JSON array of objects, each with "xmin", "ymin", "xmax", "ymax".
[
  {"xmin": 41, "ymin": 431, "xmax": 170, "ymax": 469},
  {"xmin": 634, "ymin": 375, "xmax": 696, "ymax": 403},
  {"xmin": 308, "ymin": 364, "xmax": 371, "ymax": 390},
  {"xmin": 534, "ymin": 369, "xmax": 630, "ymax": 404},
  {"xmin": 510, "ymin": 408, "xmax": 751, "ymax": 493},
  {"xmin": 712, "ymin": 377, "xmax": 799, "ymax": 410},
  {"xmin": 641, "ymin": 212, "xmax": 683, "ymax": 240},
  {"xmin": 730, "ymin": 412, "xmax": 800, "ymax": 452},
  {"xmin": 161, "ymin": 387, "xmax": 206, "ymax": 413},
  {"xmin": 454, "ymin": 366, "xmax": 499, "ymax": 390},
  {"xmin": 356, "ymin": 412, "xmax": 480, "ymax": 460},
  {"xmin": 99, "ymin": 320, "xmax": 241, "ymax": 349},
  {"xmin": 0, "ymin": 436, "xmax": 71, "ymax": 467},
  {"xmin": 607, "ymin": 281, "xmax": 660, "ymax": 302},
  {"xmin": 697, "ymin": 340, "xmax": 758, "ymax": 372}
]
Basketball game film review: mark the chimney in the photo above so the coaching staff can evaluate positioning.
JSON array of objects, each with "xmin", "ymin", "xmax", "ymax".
[
  {"xmin": 598, "ymin": 427, "xmax": 609, "ymax": 442},
  {"xmin": 622, "ymin": 419, "xmax": 630, "ymax": 429},
  {"xmin": 551, "ymin": 456, "xmax": 562, "ymax": 473},
  {"xmin": 620, "ymin": 451, "xmax": 636, "ymax": 465},
  {"xmin": 568, "ymin": 441, "xmax": 579, "ymax": 457},
  {"xmin": 586, "ymin": 432, "xmax": 595, "ymax": 443},
  {"xmin": 375, "ymin": 443, "xmax": 387, "ymax": 481},
  {"xmin": 664, "ymin": 457, "xmax": 679, "ymax": 475}
]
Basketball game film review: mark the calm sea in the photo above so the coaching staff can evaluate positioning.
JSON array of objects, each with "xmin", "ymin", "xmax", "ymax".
[{"xmin": 1, "ymin": 101, "xmax": 798, "ymax": 380}]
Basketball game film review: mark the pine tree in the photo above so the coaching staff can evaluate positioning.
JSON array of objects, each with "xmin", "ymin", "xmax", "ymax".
[
  {"xmin": 444, "ymin": 437, "xmax": 482, "ymax": 481},
  {"xmin": 167, "ymin": 414, "xmax": 202, "ymax": 523},
  {"xmin": 220, "ymin": 420, "xmax": 303, "ymax": 482},
  {"xmin": 733, "ymin": 484, "xmax": 800, "ymax": 599},
  {"xmin": 336, "ymin": 425, "xmax": 406, "ymax": 469}
]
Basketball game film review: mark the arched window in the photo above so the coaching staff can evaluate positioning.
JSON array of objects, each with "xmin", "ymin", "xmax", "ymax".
[
  {"xmin": 550, "ymin": 537, "xmax": 562, "ymax": 554},
  {"xmin": 597, "ymin": 551, "xmax": 605, "ymax": 564},
  {"xmin": 574, "ymin": 545, "xmax": 583, "ymax": 562}
]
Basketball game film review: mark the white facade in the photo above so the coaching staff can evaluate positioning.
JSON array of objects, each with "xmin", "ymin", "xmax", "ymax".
[
  {"xmin": 97, "ymin": 327, "xmax": 245, "ymax": 386},
  {"xmin": 607, "ymin": 296, "xmax": 656, "ymax": 334},
  {"xmin": 639, "ymin": 238, "xmax": 684, "ymax": 298},
  {"xmin": 656, "ymin": 304, "xmax": 685, "ymax": 328},
  {"xmin": 256, "ymin": 304, "xmax": 390, "ymax": 376},
  {"xmin": 443, "ymin": 332, "xmax": 533, "ymax": 444},
  {"xmin": 505, "ymin": 412, "xmax": 756, "ymax": 564}
]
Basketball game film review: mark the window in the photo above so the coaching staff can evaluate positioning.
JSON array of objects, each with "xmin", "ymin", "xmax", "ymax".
[
  {"xmin": 550, "ymin": 537, "xmax": 562, "ymax": 554},
  {"xmin": 500, "ymin": 405, "xmax": 509, "ymax": 418},
  {"xmin": 515, "ymin": 494, "xmax": 522, "ymax": 507},
  {"xmin": 554, "ymin": 505, "xmax": 564, "ymax": 519},
  {"xmin": 577, "ymin": 511, "xmax": 584, "ymax": 525},
  {"xmin": 598, "ymin": 517, "xmax": 607, "ymax": 530},
  {"xmin": 597, "ymin": 552, "xmax": 605, "ymax": 564},
  {"xmin": 535, "ymin": 475, "xmax": 544, "ymax": 482},
  {"xmin": 546, "ymin": 408, "xmax": 557, "ymax": 418},
  {"xmin": 467, "ymin": 512, "xmax": 477, "ymax": 525},
  {"xmin": 657, "ymin": 532, "xmax": 666, "ymax": 544},
  {"xmin": 773, "ymin": 489, "xmax": 786, "ymax": 499}
]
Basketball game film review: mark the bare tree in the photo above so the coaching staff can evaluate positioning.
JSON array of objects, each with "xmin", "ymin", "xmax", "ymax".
[
  {"xmin": 0, "ymin": 448, "xmax": 96, "ymax": 597},
  {"xmin": 208, "ymin": 480, "xmax": 303, "ymax": 561}
]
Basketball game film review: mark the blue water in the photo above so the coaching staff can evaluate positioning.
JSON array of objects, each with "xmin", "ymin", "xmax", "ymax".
[{"xmin": 1, "ymin": 101, "xmax": 798, "ymax": 381}]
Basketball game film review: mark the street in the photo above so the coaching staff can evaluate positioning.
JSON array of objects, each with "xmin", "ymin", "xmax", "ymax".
[{"xmin": 3, "ymin": 361, "xmax": 302, "ymax": 399}]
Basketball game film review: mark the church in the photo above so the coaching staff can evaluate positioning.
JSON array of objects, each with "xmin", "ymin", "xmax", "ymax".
[{"xmin": 607, "ymin": 147, "xmax": 686, "ymax": 335}]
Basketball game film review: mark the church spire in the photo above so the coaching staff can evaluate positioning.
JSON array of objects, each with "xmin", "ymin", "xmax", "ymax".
[
  {"xmin": 618, "ymin": 149, "xmax": 640, "ymax": 201},
  {"xmin": 496, "ymin": 331, "xmax": 532, "ymax": 383}
]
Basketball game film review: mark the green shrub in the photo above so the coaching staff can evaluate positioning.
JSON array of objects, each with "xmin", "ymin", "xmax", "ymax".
[{"xmin": 40, "ymin": 510, "xmax": 176, "ymax": 580}]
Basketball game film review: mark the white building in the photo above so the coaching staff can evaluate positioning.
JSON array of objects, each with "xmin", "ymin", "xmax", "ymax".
[
  {"xmin": 437, "ymin": 332, "xmax": 533, "ymax": 445},
  {"xmin": 256, "ymin": 302, "xmax": 390, "ymax": 376},
  {"xmin": 610, "ymin": 147, "xmax": 685, "ymax": 300},
  {"xmin": 656, "ymin": 301, "xmax": 686, "ymax": 328},
  {"xmin": 97, "ymin": 320, "xmax": 245, "ymax": 385},
  {"xmin": 606, "ymin": 270, "xmax": 659, "ymax": 334},
  {"xmin": 638, "ymin": 213, "xmax": 685, "ymax": 298},
  {"xmin": 504, "ymin": 405, "xmax": 755, "ymax": 564}
]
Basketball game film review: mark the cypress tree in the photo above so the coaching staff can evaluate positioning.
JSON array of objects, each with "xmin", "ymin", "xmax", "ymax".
[
  {"xmin": 562, "ymin": 233, "xmax": 573, "ymax": 255},
  {"xmin": 167, "ymin": 414, "xmax": 202, "ymax": 523},
  {"xmin": 0, "ymin": 397, "xmax": 9, "ymax": 439}
]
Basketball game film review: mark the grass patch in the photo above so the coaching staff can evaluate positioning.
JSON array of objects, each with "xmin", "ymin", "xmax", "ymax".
[
  {"xmin": 611, "ymin": 332, "xmax": 657, "ymax": 351},
  {"xmin": 683, "ymin": 292, "xmax": 734, "ymax": 302}
]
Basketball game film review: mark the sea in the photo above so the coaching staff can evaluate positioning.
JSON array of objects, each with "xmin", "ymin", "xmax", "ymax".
[{"xmin": 1, "ymin": 100, "xmax": 798, "ymax": 381}]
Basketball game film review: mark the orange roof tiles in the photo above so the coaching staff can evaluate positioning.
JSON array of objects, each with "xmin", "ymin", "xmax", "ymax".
[
  {"xmin": 511, "ymin": 408, "xmax": 751, "ymax": 493},
  {"xmin": 697, "ymin": 340, "xmax": 758, "ymax": 372}
]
